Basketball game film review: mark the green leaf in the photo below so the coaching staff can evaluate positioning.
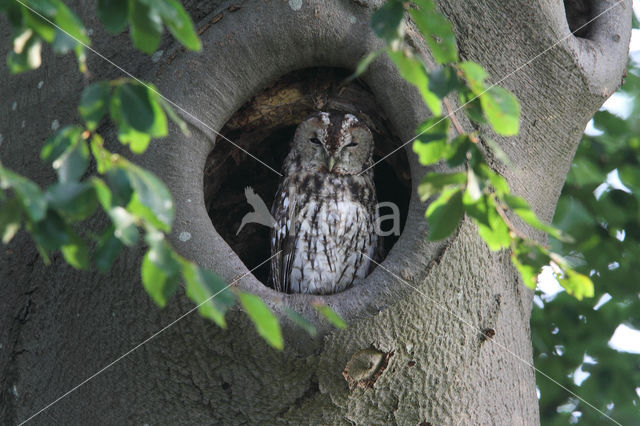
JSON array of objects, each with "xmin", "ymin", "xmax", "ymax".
[
  {"xmin": 484, "ymin": 138, "xmax": 512, "ymax": 166},
  {"xmin": 465, "ymin": 167, "xmax": 482, "ymax": 202},
  {"xmin": 428, "ymin": 66, "xmax": 463, "ymax": 98},
  {"xmin": 462, "ymin": 190, "xmax": 490, "ymax": 227},
  {"xmin": 487, "ymin": 169, "xmax": 510, "ymax": 195},
  {"xmin": 54, "ymin": 139, "xmax": 90, "ymax": 183},
  {"xmin": 502, "ymin": 193, "xmax": 534, "ymax": 214},
  {"xmin": 119, "ymin": 126, "xmax": 151, "ymax": 152},
  {"xmin": 28, "ymin": 209, "xmax": 70, "ymax": 252},
  {"xmin": 141, "ymin": 239, "xmax": 181, "ymax": 307},
  {"xmin": 156, "ymin": 95, "xmax": 189, "ymax": 135},
  {"xmin": 94, "ymin": 225, "xmax": 123, "ymax": 272},
  {"xmin": 0, "ymin": 0, "xmax": 22, "ymax": 26},
  {"xmin": 0, "ymin": 197, "xmax": 22, "ymax": 244},
  {"xmin": 26, "ymin": 0, "xmax": 58, "ymax": 15},
  {"xmin": 109, "ymin": 115, "xmax": 146, "ymax": 150},
  {"xmin": 283, "ymin": 307, "xmax": 317, "ymax": 336},
  {"xmin": 460, "ymin": 66, "xmax": 519, "ymax": 135},
  {"xmin": 412, "ymin": 117, "xmax": 450, "ymax": 165},
  {"xmin": 7, "ymin": 30, "xmax": 42, "ymax": 73},
  {"xmin": 352, "ymin": 49, "xmax": 383, "ymax": 79},
  {"xmin": 465, "ymin": 194, "xmax": 511, "ymax": 251},
  {"xmin": 477, "ymin": 213, "xmax": 511, "ymax": 251},
  {"xmin": 119, "ymin": 162, "xmax": 174, "ymax": 230},
  {"xmin": 238, "ymin": 292, "xmax": 283, "ymax": 350},
  {"xmin": 445, "ymin": 134, "xmax": 472, "ymax": 167},
  {"xmin": 106, "ymin": 167, "xmax": 133, "ymax": 207},
  {"xmin": 61, "ymin": 231, "xmax": 89, "ymax": 269},
  {"xmin": 49, "ymin": 1, "xmax": 91, "ymax": 59},
  {"xmin": 387, "ymin": 49, "xmax": 442, "ymax": 115},
  {"xmin": 370, "ymin": 0, "xmax": 404, "ymax": 42},
  {"xmin": 44, "ymin": 0, "xmax": 90, "ymax": 72},
  {"xmin": 0, "ymin": 167, "xmax": 47, "ymax": 222},
  {"xmin": 426, "ymin": 187, "xmax": 464, "ymax": 241},
  {"xmin": 141, "ymin": 83, "xmax": 169, "ymax": 138},
  {"xmin": 313, "ymin": 304, "xmax": 347, "ymax": 329},
  {"xmin": 79, "ymin": 82, "xmax": 111, "ymax": 131},
  {"xmin": 459, "ymin": 61, "xmax": 488, "ymax": 92},
  {"xmin": 23, "ymin": 7, "xmax": 56, "ymax": 42},
  {"xmin": 75, "ymin": 42, "xmax": 87, "ymax": 73},
  {"xmin": 46, "ymin": 181, "xmax": 97, "ymax": 221},
  {"xmin": 128, "ymin": 0, "xmax": 163, "ymax": 54},
  {"xmin": 557, "ymin": 269, "xmax": 594, "ymax": 301},
  {"xmin": 91, "ymin": 177, "xmax": 113, "ymax": 210},
  {"xmin": 409, "ymin": 0, "xmax": 458, "ymax": 64},
  {"xmin": 125, "ymin": 193, "xmax": 166, "ymax": 231},
  {"xmin": 417, "ymin": 171, "xmax": 466, "ymax": 201},
  {"xmin": 97, "ymin": 0, "xmax": 128, "ymax": 33},
  {"xmin": 41, "ymin": 125, "xmax": 82, "ymax": 163},
  {"xmin": 459, "ymin": 90, "xmax": 486, "ymax": 125},
  {"xmin": 480, "ymin": 87, "xmax": 520, "ymax": 136},
  {"xmin": 465, "ymin": 143, "xmax": 486, "ymax": 170},
  {"xmin": 51, "ymin": 0, "xmax": 90, "ymax": 46},
  {"xmin": 511, "ymin": 241, "xmax": 550, "ymax": 289},
  {"xmin": 59, "ymin": 143, "xmax": 89, "ymax": 183},
  {"xmin": 153, "ymin": 0, "xmax": 201, "ymax": 50},
  {"xmin": 116, "ymin": 82, "xmax": 155, "ymax": 132},
  {"xmin": 41, "ymin": 126, "xmax": 89, "ymax": 183},
  {"xmin": 89, "ymin": 134, "xmax": 111, "ymax": 174},
  {"xmin": 110, "ymin": 82, "xmax": 167, "ymax": 148},
  {"xmin": 503, "ymin": 194, "xmax": 569, "ymax": 241},
  {"xmin": 183, "ymin": 263, "xmax": 235, "ymax": 328},
  {"xmin": 107, "ymin": 206, "xmax": 139, "ymax": 246},
  {"xmin": 52, "ymin": 28, "xmax": 76, "ymax": 54}
]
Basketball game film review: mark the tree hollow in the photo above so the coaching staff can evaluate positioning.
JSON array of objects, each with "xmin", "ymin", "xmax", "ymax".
[{"xmin": 203, "ymin": 67, "xmax": 411, "ymax": 289}]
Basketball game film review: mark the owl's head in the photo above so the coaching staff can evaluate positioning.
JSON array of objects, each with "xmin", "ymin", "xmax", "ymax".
[{"xmin": 289, "ymin": 112, "xmax": 374, "ymax": 175}]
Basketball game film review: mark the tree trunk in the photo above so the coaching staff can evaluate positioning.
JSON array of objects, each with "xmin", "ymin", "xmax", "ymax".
[{"xmin": 0, "ymin": 0, "xmax": 630, "ymax": 424}]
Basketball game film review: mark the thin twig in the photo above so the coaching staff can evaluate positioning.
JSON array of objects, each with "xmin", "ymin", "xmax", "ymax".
[{"xmin": 443, "ymin": 98, "xmax": 464, "ymax": 136}]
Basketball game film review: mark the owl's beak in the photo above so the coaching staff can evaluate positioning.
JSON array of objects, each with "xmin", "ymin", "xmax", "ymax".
[{"xmin": 327, "ymin": 156, "xmax": 336, "ymax": 172}]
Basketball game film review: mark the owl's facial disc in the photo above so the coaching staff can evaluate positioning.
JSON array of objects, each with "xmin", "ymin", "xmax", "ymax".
[
  {"xmin": 329, "ymin": 118, "xmax": 373, "ymax": 175},
  {"xmin": 290, "ymin": 112, "xmax": 373, "ymax": 175}
]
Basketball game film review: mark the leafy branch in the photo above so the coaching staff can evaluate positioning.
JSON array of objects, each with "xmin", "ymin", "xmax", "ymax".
[
  {"xmin": 0, "ymin": 0, "xmax": 344, "ymax": 350},
  {"xmin": 361, "ymin": 0, "xmax": 594, "ymax": 299}
]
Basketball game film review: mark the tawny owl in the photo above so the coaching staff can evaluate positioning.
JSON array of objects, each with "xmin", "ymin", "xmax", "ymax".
[{"xmin": 270, "ymin": 112, "xmax": 379, "ymax": 294}]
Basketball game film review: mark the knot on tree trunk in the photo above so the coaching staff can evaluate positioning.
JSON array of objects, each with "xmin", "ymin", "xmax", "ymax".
[{"xmin": 342, "ymin": 347, "xmax": 393, "ymax": 390}]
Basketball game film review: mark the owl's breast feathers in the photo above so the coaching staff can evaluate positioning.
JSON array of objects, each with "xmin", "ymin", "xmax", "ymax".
[{"xmin": 270, "ymin": 171, "xmax": 378, "ymax": 294}]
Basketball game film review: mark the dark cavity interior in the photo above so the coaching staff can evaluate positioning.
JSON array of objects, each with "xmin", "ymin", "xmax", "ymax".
[
  {"xmin": 203, "ymin": 68, "xmax": 411, "ymax": 288},
  {"xmin": 564, "ymin": 0, "xmax": 595, "ymax": 39}
]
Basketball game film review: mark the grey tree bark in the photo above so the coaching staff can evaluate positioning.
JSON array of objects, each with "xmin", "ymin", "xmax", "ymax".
[{"xmin": 0, "ymin": 0, "xmax": 631, "ymax": 424}]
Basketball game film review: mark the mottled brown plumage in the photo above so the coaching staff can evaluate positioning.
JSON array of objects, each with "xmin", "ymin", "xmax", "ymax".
[{"xmin": 270, "ymin": 112, "xmax": 378, "ymax": 294}]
